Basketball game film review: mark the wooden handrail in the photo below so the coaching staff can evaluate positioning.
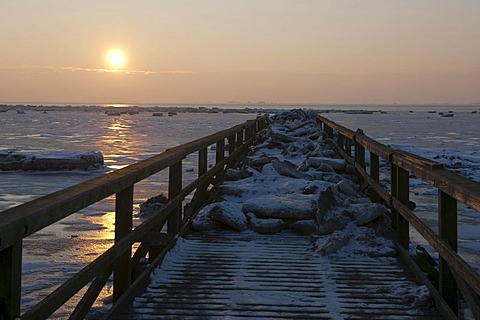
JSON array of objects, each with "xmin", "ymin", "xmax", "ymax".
[
  {"xmin": 0, "ymin": 116, "xmax": 268, "ymax": 320},
  {"xmin": 316, "ymin": 114, "xmax": 480, "ymax": 211},
  {"xmin": 315, "ymin": 113, "xmax": 480, "ymax": 316},
  {"xmin": 0, "ymin": 119, "xmax": 261, "ymax": 252}
]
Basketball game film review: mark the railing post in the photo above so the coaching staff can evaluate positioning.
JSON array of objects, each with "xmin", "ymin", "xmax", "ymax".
[
  {"xmin": 216, "ymin": 139, "xmax": 225, "ymax": 163},
  {"xmin": 0, "ymin": 242, "xmax": 22, "ymax": 320},
  {"xmin": 113, "ymin": 185, "xmax": 133, "ymax": 303},
  {"xmin": 370, "ymin": 152, "xmax": 380, "ymax": 203},
  {"xmin": 198, "ymin": 147, "xmax": 207, "ymax": 176},
  {"xmin": 396, "ymin": 167, "xmax": 410, "ymax": 248},
  {"xmin": 168, "ymin": 161, "xmax": 182, "ymax": 233},
  {"xmin": 227, "ymin": 135, "xmax": 236, "ymax": 156},
  {"xmin": 324, "ymin": 125, "xmax": 333, "ymax": 138},
  {"xmin": 216, "ymin": 139, "xmax": 226, "ymax": 181},
  {"xmin": 248, "ymin": 124, "xmax": 255, "ymax": 140},
  {"xmin": 354, "ymin": 139, "xmax": 365, "ymax": 185},
  {"xmin": 390, "ymin": 163, "xmax": 398, "ymax": 230},
  {"xmin": 338, "ymin": 133, "xmax": 345, "ymax": 152},
  {"xmin": 439, "ymin": 191, "xmax": 458, "ymax": 314},
  {"xmin": 345, "ymin": 139, "xmax": 352, "ymax": 158},
  {"xmin": 236, "ymin": 130, "xmax": 243, "ymax": 148}
]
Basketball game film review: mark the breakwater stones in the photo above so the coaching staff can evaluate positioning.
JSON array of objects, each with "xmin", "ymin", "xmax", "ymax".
[
  {"xmin": 0, "ymin": 150, "xmax": 104, "ymax": 171},
  {"xmin": 191, "ymin": 109, "xmax": 396, "ymax": 257}
]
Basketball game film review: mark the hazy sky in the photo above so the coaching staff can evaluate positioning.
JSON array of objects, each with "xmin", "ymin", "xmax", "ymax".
[{"xmin": 1, "ymin": 0, "xmax": 479, "ymax": 104}]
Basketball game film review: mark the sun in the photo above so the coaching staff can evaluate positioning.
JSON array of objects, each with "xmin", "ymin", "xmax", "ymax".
[{"xmin": 106, "ymin": 50, "xmax": 126, "ymax": 69}]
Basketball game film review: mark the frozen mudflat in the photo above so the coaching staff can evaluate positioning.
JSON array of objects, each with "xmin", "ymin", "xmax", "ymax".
[{"xmin": 127, "ymin": 109, "xmax": 442, "ymax": 319}]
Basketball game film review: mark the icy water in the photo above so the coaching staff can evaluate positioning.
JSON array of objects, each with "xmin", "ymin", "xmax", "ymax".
[
  {"xmin": 1, "ymin": 106, "xmax": 479, "ymax": 317},
  {"xmin": 0, "ymin": 110, "xmax": 256, "ymax": 317},
  {"xmin": 325, "ymin": 108, "xmax": 480, "ymax": 278}
]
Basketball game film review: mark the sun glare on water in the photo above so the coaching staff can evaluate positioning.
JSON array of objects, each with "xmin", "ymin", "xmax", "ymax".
[{"xmin": 106, "ymin": 50, "xmax": 126, "ymax": 69}]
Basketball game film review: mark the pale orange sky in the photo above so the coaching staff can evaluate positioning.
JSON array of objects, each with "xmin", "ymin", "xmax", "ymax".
[{"xmin": 1, "ymin": 0, "xmax": 479, "ymax": 105}]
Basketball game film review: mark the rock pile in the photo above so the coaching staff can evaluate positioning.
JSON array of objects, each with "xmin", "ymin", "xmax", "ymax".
[{"xmin": 191, "ymin": 109, "xmax": 396, "ymax": 257}]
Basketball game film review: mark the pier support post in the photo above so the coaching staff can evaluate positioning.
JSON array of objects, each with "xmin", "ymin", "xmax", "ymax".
[
  {"xmin": 216, "ymin": 139, "xmax": 225, "ymax": 181},
  {"xmin": 0, "ymin": 242, "xmax": 21, "ymax": 320},
  {"xmin": 338, "ymin": 134, "xmax": 345, "ymax": 152},
  {"xmin": 345, "ymin": 139, "xmax": 352, "ymax": 158},
  {"xmin": 113, "ymin": 186, "xmax": 133, "ymax": 303},
  {"xmin": 439, "ymin": 191, "xmax": 458, "ymax": 314},
  {"xmin": 236, "ymin": 131, "xmax": 243, "ymax": 148},
  {"xmin": 227, "ymin": 135, "xmax": 236, "ymax": 155},
  {"xmin": 396, "ymin": 167, "xmax": 410, "ymax": 248},
  {"xmin": 198, "ymin": 147, "xmax": 207, "ymax": 176},
  {"xmin": 370, "ymin": 152, "xmax": 380, "ymax": 203},
  {"xmin": 168, "ymin": 162, "xmax": 182, "ymax": 233},
  {"xmin": 324, "ymin": 125, "xmax": 333, "ymax": 138},
  {"xmin": 390, "ymin": 163, "xmax": 398, "ymax": 230},
  {"xmin": 354, "ymin": 139, "xmax": 365, "ymax": 185}
]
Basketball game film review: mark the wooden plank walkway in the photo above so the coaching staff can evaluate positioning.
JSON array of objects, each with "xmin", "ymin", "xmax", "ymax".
[{"xmin": 119, "ymin": 231, "xmax": 443, "ymax": 319}]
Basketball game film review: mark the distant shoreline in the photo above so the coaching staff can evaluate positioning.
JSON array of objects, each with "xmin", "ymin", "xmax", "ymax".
[{"xmin": 1, "ymin": 103, "xmax": 479, "ymax": 115}]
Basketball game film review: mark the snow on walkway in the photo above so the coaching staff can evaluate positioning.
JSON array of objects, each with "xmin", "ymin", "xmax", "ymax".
[
  {"xmin": 122, "ymin": 231, "xmax": 441, "ymax": 319},
  {"xmin": 123, "ymin": 109, "xmax": 442, "ymax": 319}
]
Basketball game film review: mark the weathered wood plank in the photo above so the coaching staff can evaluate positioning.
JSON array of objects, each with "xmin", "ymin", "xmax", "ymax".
[
  {"xmin": 114, "ymin": 186, "xmax": 134, "ymax": 302},
  {"xmin": 167, "ymin": 162, "xmax": 182, "ymax": 233},
  {"xmin": 0, "ymin": 241, "xmax": 21, "ymax": 320},
  {"xmin": 122, "ymin": 231, "xmax": 443, "ymax": 319},
  {"xmin": 438, "ymin": 191, "xmax": 458, "ymax": 313}
]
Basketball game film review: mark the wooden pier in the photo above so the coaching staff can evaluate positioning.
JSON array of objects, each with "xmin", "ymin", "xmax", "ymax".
[
  {"xmin": 119, "ymin": 231, "xmax": 443, "ymax": 319},
  {"xmin": 1, "ymin": 110, "xmax": 480, "ymax": 319}
]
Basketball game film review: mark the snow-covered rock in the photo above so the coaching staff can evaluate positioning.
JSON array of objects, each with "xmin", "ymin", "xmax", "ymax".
[
  {"xmin": 242, "ymin": 194, "xmax": 317, "ymax": 220},
  {"xmin": 289, "ymin": 220, "xmax": 318, "ymax": 235},
  {"xmin": 271, "ymin": 159, "xmax": 312, "ymax": 180},
  {"xmin": 307, "ymin": 157, "xmax": 346, "ymax": 172},
  {"xmin": 138, "ymin": 194, "xmax": 168, "ymax": 219},
  {"xmin": 191, "ymin": 203, "xmax": 222, "ymax": 231},
  {"xmin": 336, "ymin": 179, "xmax": 360, "ymax": 196},
  {"xmin": 246, "ymin": 213, "xmax": 287, "ymax": 234},
  {"xmin": 316, "ymin": 231, "xmax": 353, "ymax": 255},
  {"xmin": 350, "ymin": 203, "xmax": 389, "ymax": 226},
  {"xmin": 210, "ymin": 202, "xmax": 248, "ymax": 231},
  {"xmin": 316, "ymin": 186, "xmax": 336, "ymax": 223},
  {"xmin": 226, "ymin": 168, "xmax": 244, "ymax": 181},
  {"xmin": 317, "ymin": 215, "xmax": 351, "ymax": 235}
]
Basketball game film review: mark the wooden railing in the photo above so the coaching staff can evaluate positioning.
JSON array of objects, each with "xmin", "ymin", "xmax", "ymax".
[
  {"xmin": 316, "ymin": 114, "xmax": 480, "ymax": 319},
  {"xmin": 0, "ymin": 116, "xmax": 268, "ymax": 320}
]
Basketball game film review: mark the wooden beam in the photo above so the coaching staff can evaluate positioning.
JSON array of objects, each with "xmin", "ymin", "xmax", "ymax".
[
  {"xmin": 216, "ymin": 139, "xmax": 225, "ymax": 182},
  {"xmin": 168, "ymin": 162, "xmax": 182, "ymax": 233},
  {"xmin": 0, "ymin": 117, "xmax": 268, "ymax": 252},
  {"xmin": 370, "ymin": 152, "xmax": 380, "ymax": 203},
  {"xmin": 227, "ymin": 135, "xmax": 236, "ymax": 155},
  {"xmin": 391, "ymin": 197, "xmax": 480, "ymax": 297},
  {"xmin": 439, "ymin": 191, "xmax": 458, "ymax": 314},
  {"xmin": 390, "ymin": 163, "xmax": 398, "ymax": 230},
  {"xmin": 354, "ymin": 139, "xmax": 365, "ymax": 185},
  {"xmin": 198, "ymin": 147, "xmax": 207, "ymax": 177},
  {"xmin": 113, "ymin": 186, "xmax": 134, "ymax": 303},
  {"xmin": 396, "ymin": 167, "xmax": 410, "ymax": 249},
  {"xmin": 0, "ymin": 241, "xmax": 21, "ymax": 320},
  {"xmin": 69, "ymin": 269, "xmax": 112, "ymax": 320}
]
